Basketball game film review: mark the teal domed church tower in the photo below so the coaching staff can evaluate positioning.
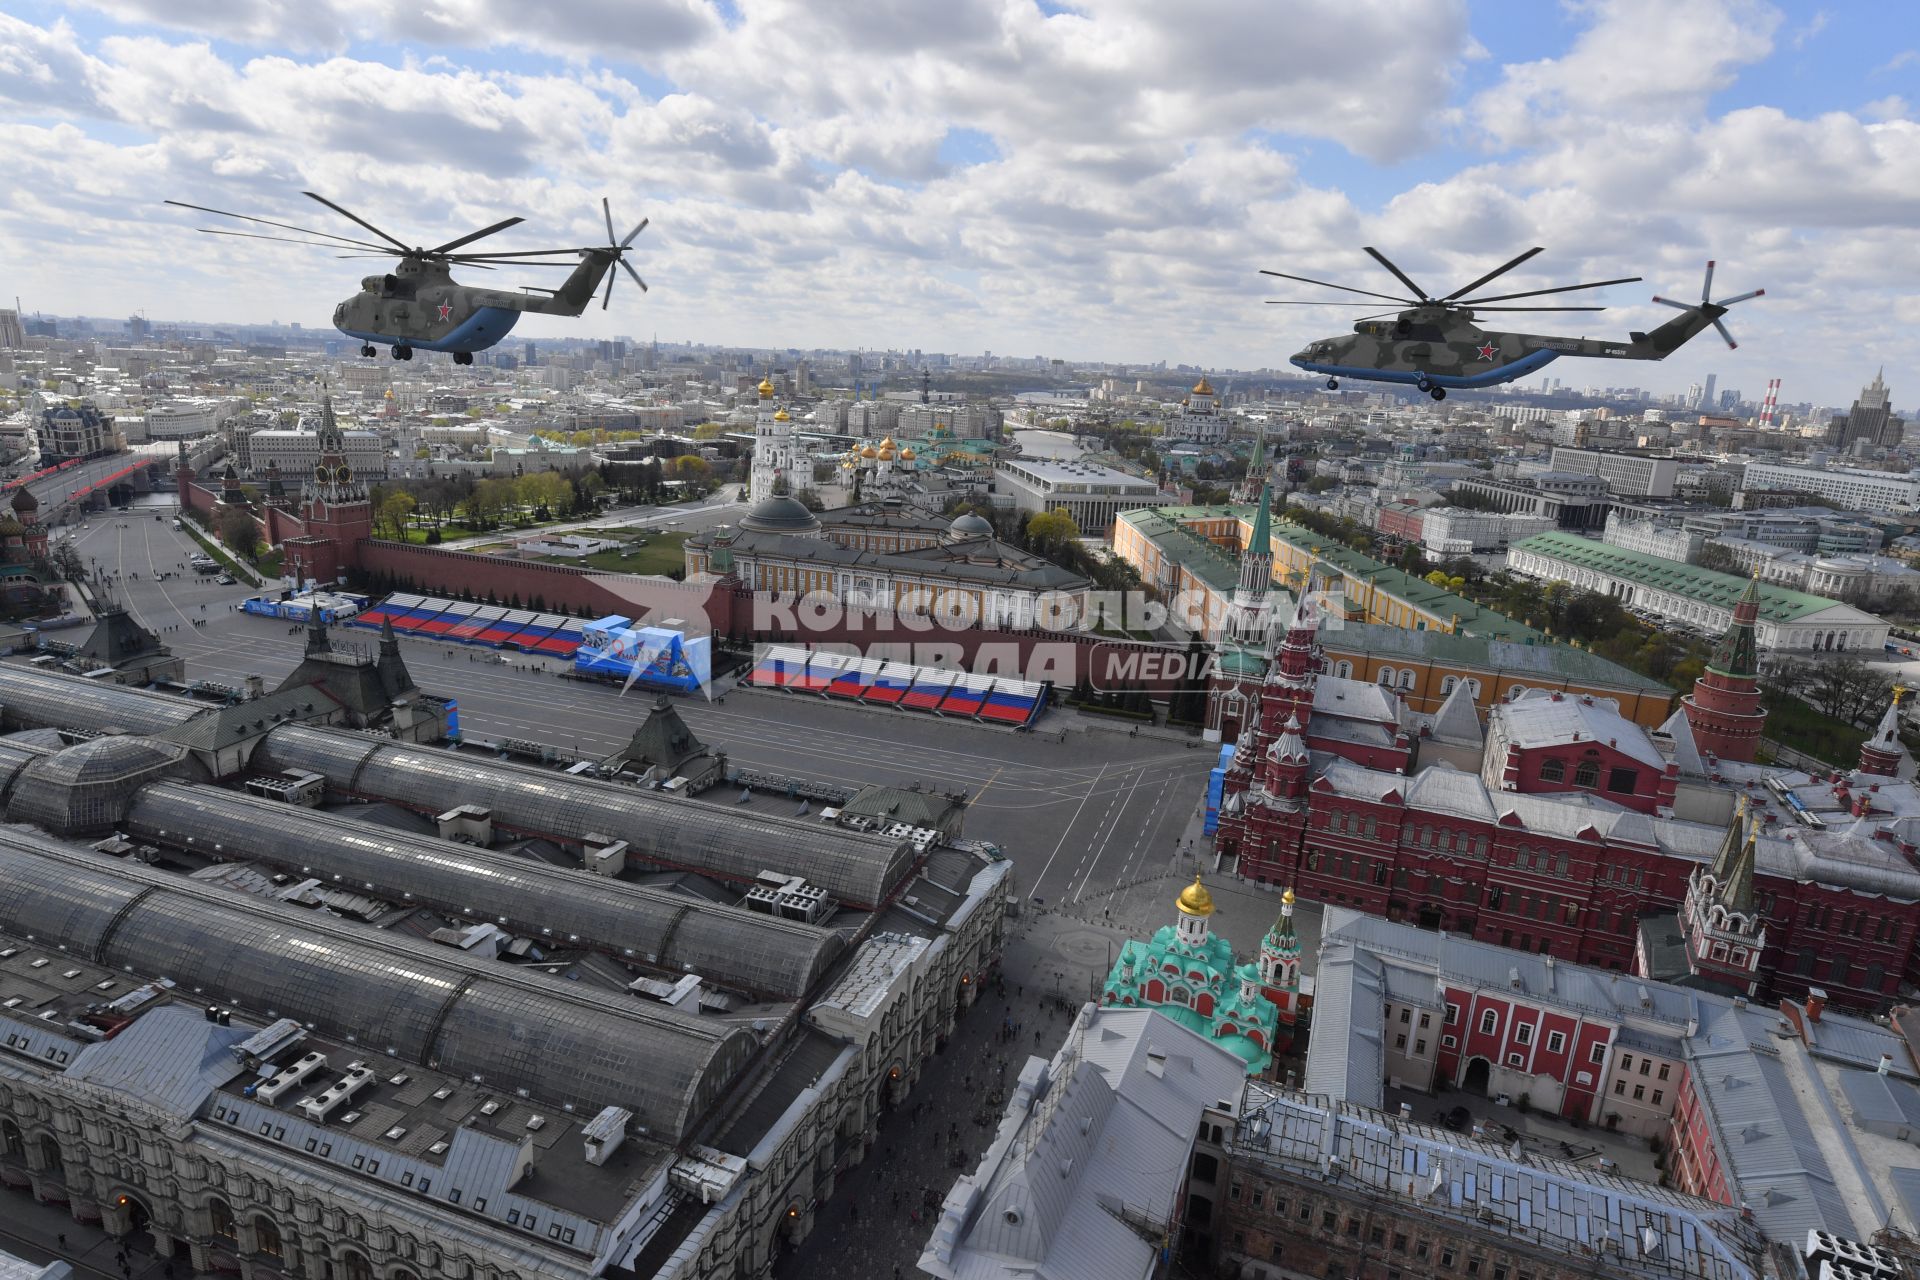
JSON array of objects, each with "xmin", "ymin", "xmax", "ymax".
[{"xmin": 1100, "ymin": 874, "xmax": 1279, "ymax": 1075}]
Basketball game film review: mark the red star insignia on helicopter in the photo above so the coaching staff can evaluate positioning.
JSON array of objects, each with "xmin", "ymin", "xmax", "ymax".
[
  {"xmin": 436, "ymin": 302, "xmax": 453, "ymax": 321},
  {"xmin": 1476, "ymin": 342, "xmax": 1498, "ymax": 361}
]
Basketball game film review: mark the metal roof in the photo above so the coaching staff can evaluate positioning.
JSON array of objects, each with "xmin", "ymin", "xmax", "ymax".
[
  {"xmin": 0, "ymin": 662, "xmax": 207, "ymax": 735},
  {"xmin": 0, "ymin": 826, "xmax": 754, "ymax": 1142},
  {"xmin": 63, "ymin": 1003, "xmax": 252, "ymax": 1117},
  {"xmin": 123, "ymin": 781, "xmax": 843, "ymax": 998},
  {"xmin": 1509, "ymin": 531, "xmax": 1869, "ymax": 623},
  {"xmin": 922, "ymin": 1008, "xmax": 1246, "ymax": 1280},
  {"xmin": 1236, "ymin": 1086, "xmax": 1765, "ymax": 1280},
  {"xmin": 258, "ymin": 724, "xmax": 916, "ymax": 906}
]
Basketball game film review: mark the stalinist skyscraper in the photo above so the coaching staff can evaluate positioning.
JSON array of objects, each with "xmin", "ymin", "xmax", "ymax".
[{"xmin": 1825, "ymin": 368, "xmax": 1902, "ymax": 449}]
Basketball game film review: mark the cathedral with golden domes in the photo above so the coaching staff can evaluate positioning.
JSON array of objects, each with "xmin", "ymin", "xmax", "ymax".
[
  {"xmin": 1099, "ymin": 872, "xmax": 1291, "ymax": 1075},
  {"xmin": 1166, "ymin": 373, "xmax": 1230, "ymax": 444},
  {"xmin": 838, "ymin": 433, "xmax": 921, "ymax": 500}
]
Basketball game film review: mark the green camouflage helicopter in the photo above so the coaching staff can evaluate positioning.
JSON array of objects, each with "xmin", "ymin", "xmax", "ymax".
[
  {"xmin": 165, "ymin": 192, "xmax": 648, "ymax": 364},
  {"xmin": 1272, "ymin": 247, "xmax": 1761, "ymax": 400}
]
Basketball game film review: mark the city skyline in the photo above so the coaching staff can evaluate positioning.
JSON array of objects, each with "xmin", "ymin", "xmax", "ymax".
[{"xmin": 0, "ymin": 0, "xmax": 1915, "ymax": 403}]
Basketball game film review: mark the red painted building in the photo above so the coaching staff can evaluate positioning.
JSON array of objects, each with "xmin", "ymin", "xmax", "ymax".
[
  {"xmin": 1376, "ymin": 500, "xmax": 1425, "ymax": 542},
  {"xmin": 1215, "ymin": 593, "xmax": 1920, "ymax": 1014}
]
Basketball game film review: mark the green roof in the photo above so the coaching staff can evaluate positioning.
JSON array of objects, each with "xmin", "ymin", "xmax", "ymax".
[
  {"xmin": 1119, "ymin": 505, "xmax": 1247, "ymax": 596},
  {"xmin": 1322, "ymin": 621, "xmax": 1674, "ymax": 694},
  {"xmin": 1117, "ymin": 504, "xmax": 1546, "ymax": 643},
  {"xmin": 1266, "ymin": 520, "xmax": 1548, "ymax": 644},
  {"xmin": 1509, "ymin": 531, "xmax": 1856, "ymax": 622}
]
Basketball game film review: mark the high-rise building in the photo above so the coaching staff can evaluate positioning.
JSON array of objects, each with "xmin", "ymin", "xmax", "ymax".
[
  {"xmin": 0, "ymin": 308, "xmax": 21, "ymax": 349},
  {"xmin": 1824, "ymin": 368, "xmax": 1902, "ymax": 448},
  {"xmin": 1701, "ymin": 372, "xmax": 1717, "ymax": 410}
]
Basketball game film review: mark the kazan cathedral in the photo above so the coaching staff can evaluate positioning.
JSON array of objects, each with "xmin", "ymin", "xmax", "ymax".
[{"xmin": 1100, "ymin": 873, "xmax": 1304, "ymax": 1075}]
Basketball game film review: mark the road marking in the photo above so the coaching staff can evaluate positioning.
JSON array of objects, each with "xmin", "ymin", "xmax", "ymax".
[
  {"xmin": 1032, "ymin": 761, "xmax": 1107, "ymax": 897},
  {"xmin": 967, "ymin": 765, "xmax": 1004, "ymax": 807},
  {"xmin": 1069, "ymin": 754, "xmax": 1155, "ymax": 903}
]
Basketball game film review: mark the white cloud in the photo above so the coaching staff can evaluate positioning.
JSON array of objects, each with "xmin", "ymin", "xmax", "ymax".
[
  {"xmin": 0, "ymin": 2, "xmax": 1914, "ymax": 401},
  {"xmin": 1469, "ymin": 0, "xmax": 1781, "ymax": 148}
]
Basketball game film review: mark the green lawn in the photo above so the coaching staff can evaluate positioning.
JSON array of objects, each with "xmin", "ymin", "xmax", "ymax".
[
  {"xmin": 1761, "ymin": 691, "xmax": 1868, "ymax": 766},
  {"xmin": 526, "ymin": 532, "xmax": 689, "ymax": 576}
]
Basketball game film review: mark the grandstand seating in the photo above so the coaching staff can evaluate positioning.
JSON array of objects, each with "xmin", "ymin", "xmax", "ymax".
[
  {"xmin": 344, "ymin": 594, "xmax": 587, "ymax": 657},
  {"xmin": 745, "ymin": 645, "xmax": 1048, "ymax": 727}
]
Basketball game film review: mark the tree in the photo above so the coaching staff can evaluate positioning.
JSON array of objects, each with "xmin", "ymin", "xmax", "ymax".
[
  {"xmin": 1694, "ymin": 542, "xmax": 1740, "ymax": 573},
  {"xmin": 1304, "ymin": 475, "xmax": 1337, "ymax": 494},
  {"xmin": 216, "ymin": 508, "xmax": 261, "ymax": 561},
  {"xmin": 692, "ymin": 422, "xmax": 725, "ymax": 440},
  {"xmin": 674, "ymin": 455, "xmax": 712, "ymax": 496},
  {"xmin": 1025, "ymin": 510, "xmax": 1081, "ymax": 551},
  {"xmin": 376, "ymin": 491, "xmax": 416, "ymax": 542}
]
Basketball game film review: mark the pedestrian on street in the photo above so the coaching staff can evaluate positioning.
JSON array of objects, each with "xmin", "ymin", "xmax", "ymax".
[{"xmin": 56, "ymin": 1234, "xmax": 65, "ymax": 1250}]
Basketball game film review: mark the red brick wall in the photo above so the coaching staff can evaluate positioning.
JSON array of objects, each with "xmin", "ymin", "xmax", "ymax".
[
  {"xmin": 346, "ymin": 541, "xmax": 1190, "ymax": 693},
  {"xmin": 354, "ymin": 541, "xmax": 637, "ymax": 615}
]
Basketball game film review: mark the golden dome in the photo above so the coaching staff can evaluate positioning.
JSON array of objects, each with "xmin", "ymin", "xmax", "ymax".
[
  {"xmin": 773, "ymin": 408, "xmax": 790, "ymax": 421},
  {"xmin": 1192, "ymin": 375, "xmax": 1214, "ymax": 396},
  {"xmin": 860, "ymin": 444, "xmax": 879, "ymax": 458},
  {"xmin": 878, "ymin": 436, "xmax": 895, "ymax": 449},
  {"xmin": 877, "ymin": 447, "xmax": 896, "ymax": 461},
  {"xmin": 1176, "ymin": 873, "xmax": 1214, "ymax": 917},
  {"xmin": 900, "ymin": 446, "xmax": 916, "ymax": 460},
  {"xmin": 757, "ymin": 376, "xmax": 775, "ymax": 397},
  {"xmin": 1282, "ymin": 887, "xmax": 1295, "ymax": 906}
]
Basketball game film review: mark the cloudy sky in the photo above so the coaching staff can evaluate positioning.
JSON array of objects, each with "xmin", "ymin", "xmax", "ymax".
[{"xmin": 0, "ymin": 0, "xmax": 1915, "ymax": 404}]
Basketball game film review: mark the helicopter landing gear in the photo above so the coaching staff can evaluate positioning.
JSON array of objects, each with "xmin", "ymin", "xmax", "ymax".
[
  {"xmin": 452, "ymin": 351, "xmax": 473, "ymax": 366},
  {"xmin": 1325, "ymin": 377, "xmax": 1338, "ymax": 390},
  {"xmin": 391, "ymin": 344, "xmax": 413, "ymax": 361},
  {"xmin": 1429, "ymin": 386, "xmax": 1447, "ymax": 401},
  {"xmin": 359, "ymin": 343, "xmax": 376, "ymax": 358}
]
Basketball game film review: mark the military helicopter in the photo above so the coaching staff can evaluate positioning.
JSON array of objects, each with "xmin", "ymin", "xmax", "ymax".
[
  {"xmin": 164, "ymin": 192, "xmax": 649, "ymax": 364},
  {"xmin": 1268, "ymin": 247, "xmax": 1762, "ymax": 400}
]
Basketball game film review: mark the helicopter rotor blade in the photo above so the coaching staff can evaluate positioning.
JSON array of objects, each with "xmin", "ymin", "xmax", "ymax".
[
  {"xmin": 1716, "ymin": 288, "xmax": 1765, "ymax": 306},
  {"xmin": 1256, "ymin": 269, "xmax": 1416, "ymax": 305},
  {"xmin": 601, "ymin": 266, "xmax": 615, "ymax": 311},
  {"xmin": 1650, "ymin": 295, "xmax": 1694, "ymax": 310},
  {"xmin": 449, "ymin": 248, "xmax": 594, "ymax": 260},
  {"xmin": 1262, "ymin": 300, "xmax": 1411, "ymax": 306},
  {"xmin": 621, "ymin": 217, "xmax": 649, "ymax": 248},
  {"xmin": 619, "ymin": 258, "xmax": 649, "ymax": 293},
  {"xmin": 1465, "ymin": 305, "xmax": 1607, "ymax": 312},
  {"xmin": 163, "ymin": 200, "xmax": 395, "ymax": 252},
  {"xmin": 1456, "ymin": 276, "xmax": 1641, "ymax": 305},
  {"xmin": 198, "ymin": 227, "xmax": 388, "ymax": 252},
  {"xmin": 1701, "ymin": 260, "xmax": 1716, "ymax": 305},
  {"xmin": 1362, "ymin": 247, "xmax": 1433, "ymax": 302},
  {"xmin": 302, "ymin": 191, "xmax": 414, "ymax": 254},
  {"xmin": 603, "ymin": 196, "xmax": 617, "ymax": 246},
  {"xmin": 1440, "ymin": 247, "xmax": 1543, "ymax": 302},
  {"xmin": 428, "ymin": 215, "xmax": 526, "ymax": 255},
  {"xmin": 1712, "ymin": 318, "xmax": 1738, "ymax": 349},
  {"xmin": 439, "ymin": 257, "xmax": 576, "ymax": 266}
]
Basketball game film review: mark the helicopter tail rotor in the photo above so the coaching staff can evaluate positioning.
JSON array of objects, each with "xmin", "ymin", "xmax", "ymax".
[
  {"xmin": 1650, "ymin": 260, "xmax": 1764, "ymax": 349},
  {"xmin": 594, "ymin": 196, "xmax": 650, "ymax": 309}
]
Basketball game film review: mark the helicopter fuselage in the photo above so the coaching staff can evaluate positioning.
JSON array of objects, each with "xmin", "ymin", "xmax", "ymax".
[
  {"xmin": 1289, "ymin": 302, "xmax": 1722, "ymax": 391},
  {"xmin": 330, "ymin": 251, "xmax": 617, "ymax": 354}
]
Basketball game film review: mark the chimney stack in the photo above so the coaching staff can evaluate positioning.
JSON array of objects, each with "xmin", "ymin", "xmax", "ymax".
[{"xmin": 1806, "ymin": 987, "xmax": 1827, "ymax": 1024}]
